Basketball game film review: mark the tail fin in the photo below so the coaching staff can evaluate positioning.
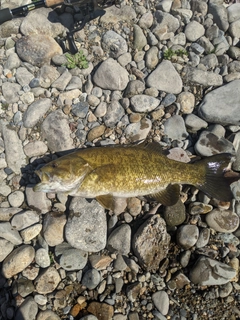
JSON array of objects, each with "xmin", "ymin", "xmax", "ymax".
[{"xmin": 195, "ymin": 153, "xmax": 233, "ymax": 201}]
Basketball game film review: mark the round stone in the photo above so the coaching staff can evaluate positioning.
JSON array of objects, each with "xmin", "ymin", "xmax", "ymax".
[
  {"xmin": 206, "ymin": 209, "xmax": 239, "ymax": 233},
  {"xmin": 8, "ymin": 190, "xmax": 25, "ymax": 207},
  {"xmin": 81, "ymin": 269, "xmax": 101, "ymax": 290},
  {"xmin": 176, "ymin": 225, "xmax": 199, "ymax": 249}
]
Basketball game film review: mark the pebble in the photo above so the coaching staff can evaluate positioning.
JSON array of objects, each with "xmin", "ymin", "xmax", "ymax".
[
  {"xmin": 65, "ymin": 198, "xmax": 107, "ymax": 252},
  {"xmin": 102, "ymin": 30, "xmax": 128, "ymax": 58},
  {"xmin": 184, "ymin": 66, "xmax": 223, "ymax": 86},
  {"xmin": 163, "ymin": 199, "xmax": 186, "ymax": 227},
  {"xmin": 0, "ymin": 221, "xmax": 22, "ymax": 245},
  {"xmin": 23, "ymin": 141, "xmax": 48, "ymax": 157},
  {"xmin": 189, "ymin": 256, "xmax": 236, "ymax": 286},
  {"xmin": 164, "ymin": 115, "xmax": 188, "ymax": 141},
  {"xmin": 177, "ymin": 92, "xmax": 195, "ymax": 114},
  {"xmin": 103, "ymin": 101, "xmax": 125, "ymax": 127},
  {"xmin": 55, "ymin": 242, "xmax": 88, "ymax": 271},
  {"xmin": 81, "ymin": 268, "xmax": 101, "ymax": 289},
  {"xmin": 132, "ymin": 215, "xmax": 170, "ymax": 271},
  {"xmin": 107, "ymin": 224, "xmax": 131, "ymax": 255},
  {"xmin": 8, "ymin": 190, "xmax": 24, "ymax": 207},
  {"xmin": 34, "ymin": 267, "xmax": 61, "ymax": 294},
  {"xmin": 35, "ymin": 248, "xmax": 51, "ymax": 268},
  {"xmin": 184, "ymin": 114, "xmax": 208, "ymax": 132},
  {"xmin": 152, "ymin": 291, "xmax": 169, "ymax": 315},
  {"xmin": 130, "ymin": 94, "xmax": 160, "ymax": 113},
  {"xmin": 11, "ymin": 210, "xmax": 39, "ymax": 230},
  {"xmin": 36, "ymin": 310, "xmax": 61, "ymax": 320},
  {"xmin": 20, "ymin": 223, "xmax": 42, "ymax": 242},
  {"xmin": 205, "ymin": 209, "xmax": 239, "ymax": 233},
  {"xmin": 184, "ymin": 21, "xmax": 205, "ymax": 41},
  {"xmin": 23, "ymin": 98, "xmax": 52, "ymax": 128},
  {"xmin": 176, "ymin": 225, "xmax": 199, "ymax": 249},
  {"xmin": 2, "ymin": 245, "xmax": 35, "ymax": 278},
  {"xmin": 15, "ymin": 297, "xmax": 38, "ymax": 320},
  {"xmin": 87, "ymin": 302, "xmax": 114, "ymax": 320},
  {"xmin": 0, "ymin": 239, "xmax": 14, "ymax": 262}
]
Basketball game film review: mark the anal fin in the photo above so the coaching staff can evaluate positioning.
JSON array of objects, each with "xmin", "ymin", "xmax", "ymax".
[
  {"xmin": 96, "ymin": 194, "xmax": 114, "ymax": 211},
  {"xmin": 149, "ymin": 184, "xmax": 180, "ymax": 206}
]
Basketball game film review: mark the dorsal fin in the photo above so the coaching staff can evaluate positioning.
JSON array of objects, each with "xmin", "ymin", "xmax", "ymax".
[{"xmin": 135, "ymin": 141, "xmax": 164, "ymax": 154}]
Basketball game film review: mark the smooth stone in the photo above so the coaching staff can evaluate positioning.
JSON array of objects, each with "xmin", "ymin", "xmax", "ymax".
[
  {"xmin": 124, "ymin": 80, "xmax": 145, "ymax": 98},
  {"xmin": 206, "ymin": 209, "xmax": 239, "ymax": 233},
  {"xmin": 0, "ymin": 222, "xmax": 22, "ymax": 245},
  {"xmin": 164, "ymin": 115, "xmax": 188, "ymax": 141},
  {"xmin": 23, "ymin": 98, "xmax": 52, "ymax": 128},
  {"xmin": 124, "ymin": 117, "xmax": 152, "ymax": 142},
  {"xmin": 146, "ymin": 60, "xmax": 182, "ymax": 94},
  {"xmin": 57, "ymin": 89, "xmax": 81, "ymax": 106},
  {"xmin": 152, "ymin": 11, "xmax": 180, "ymax": 40},
  {"xmin": 81, "ymin": 269, "xmax": 101, "ymax": 289},
  {"xmin": 189, "ymin": 256, "xmax": 236, "ymax": 286},
  {"xmin": 0, "ymin": 239, "xmax": 14, "ymax": 262},
  {"xmin": 23, "ymin": 140, "xmax": 48, "ymax": 157},
  {"xmin": 184, "ymin": 20, "xmax": 205, "ymax": 41},
  {"xmin": 208, "ymin": 1, "xmax": 229, "ymax": 32},
  {"xmin": 0, "ymin": 121, "xmax": 27, "ymax": 173},
  {"xmin": 139, "ymin": 11, "xmax": 154, "ymax": 29},
  {"xmin": 167, "ymin": 273, "xmax": 190, "ymax": 290},
  {"xmin": 11, "ymin": 210, "xmax": 39, "ymax": 231},
  {"xmin": 1, "ymin": 82, "xmax": 21, "ymax": 103},
  {"xmin": 72, "ymin": 101, "xmax": 89, "ymax": 118},
  {"xmin": 41, "ymin": 109, "xmax": 74, "ymax": 152},
  {"xmin": 93, "ymin": 58, "xmax": 129, "ymax": 91},
  {"xmin": 132, "ymin": 215, "xmax": 170, "ymax": 271},
  {"xmin": 194, "ymin": 130, "xmax": 235, "ymax": 157},
  {"xmin": 51, "ymin": 69, "xmax": 72, "ymax": 91},
  {"xmin": 183, "ymin": 66, "xmax": 223, "ymax": 86},
  {"xmin": 65, "ymin": 198, "xmax": 107, "ymax": 252},
  {"xmin": 195, "ymin": 228, "xmax": 210, "ymax": 248},
  {"xmin": 102, "ymin": 30, "xmax": 128, "ymax": 58},
  {"xmin": 42, "ymin": 212, "xmax": 66, "ymax": 247},
  {"xmin": 2, "ymin": 245, "xmax": 35, "ymax": 278},
  {"xmin": 15, "ymin": 297, "xmax": 38, "ymax": 320},
  {"xmin": 36, "ymin": 310, "xmax": 61, "ymax": 320},
  {"xmin": 25, "ymin": 186, "xmax": 52, "ymax": 214},
  {"xmin": 55, "ymin": 243, "xmax": 88, "ymax": 271},
  {"xmin": 8, "ymin": 190, "xmax": 24, "ymax": 207},
  {"xmin": 133, "ymin": 24, "xmax": 147, "ymax": 50},
  {"xmin": 163, "ymin": 199, "xmax": 186, "ymax": 227},
  {"xmin": 176, "ymin": 225, "xmax": 199, "ymax": 249},
  {"xmin": 4, "ymin": 52, "xmax": 21, "ymax": 70},
  {"xmin": 189, "ymin": 202, "xmax": 213, "ymax": 215},
  {"xmin": 177, "ymin": 92, "xmax": 195, "ymax": 114},
  {"xmin": 198, "ymin": 80, "xmax": 240, "ymax": 126},
  {"xmin": 35, "ymin": 248, "xmax": 51, "ymax": 268},
  {"xmin": 130, "ymin": 94, "xmax": 160, "ymax": 113},
  {"xmin": 34, "ymin": 267, "xmax": 61, "ymax": 294},
  {"xmin": 87, "ymin": 302, "xmax": 114, "ymax": 320},
  {"xmin": 152, "ymin": 291, "xmax": 169, "ymax": 315},
  {"xmin": 34, "ymin": 294, "xmax": 48, "ymax": 305},
  {"xmin": 14, "ymin": 278, "xmax": 35, "ymax": 297},
  {"xmin": 87, "ymin": 125, "xmax": 106, "ymax": 142},
  {"xmin": 103, "ymin": 101, "xmax": 125, "ymax": 127},
  {"xmin": 184, "ymin": 114, "xmax": 208, "ymax": 132},
  {"xmin": 227, "ymin": 3, "xmax": 240, "ymax": 23},
  {"xmin": 20, "ymin": 224, "xmax": 42, "ymax": 242},
  {"xmin": 107, "ymin": 224, "xmax": 131, "ymax": 255}
]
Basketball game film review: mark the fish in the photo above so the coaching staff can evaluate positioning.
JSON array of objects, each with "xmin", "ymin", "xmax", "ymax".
[{"xmin": 33, "ymin": 142, "xmax": 233, "ymax": 210}]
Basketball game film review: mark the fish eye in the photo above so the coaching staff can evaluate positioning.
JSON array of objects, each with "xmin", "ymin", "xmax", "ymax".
[{"xmin": 51, "ymin": 162, "xmax": 58, "ymax": 168}]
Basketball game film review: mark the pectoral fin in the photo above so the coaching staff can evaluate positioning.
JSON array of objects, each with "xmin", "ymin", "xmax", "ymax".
[
  {"xmin": 149, "ymin": 184, "xmax": 180, "ymax": 206},
  {"xmin": 96, "ymin": 194, "xmax": 115, "ymax": 211}
]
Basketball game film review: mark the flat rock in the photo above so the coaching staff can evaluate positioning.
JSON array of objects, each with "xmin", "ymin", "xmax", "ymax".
[
  {"xmin": 164, "ymin": 115, "xmax": 188, "ymax": 141},
  {"xmin": 8, "ymin": 190, "xmax": 24, "ymax": 207},
  {"xmin": 189, "ymin": 256, "xmax": 236, "ymax": 286},
  {"xmin": 102, "ymin": 30, "xmax": 128, "ymax": 58},
  {"xmin": 206, "ymin": 209, "xmax": 239, "ymax": 233},
  {"xmin": 107, "ymin": 224, "xmax": 131, "ymax": 255},
  {"xmin": 194, "ymin": 130, "xmax": 235, "ymax": 157},
  {"xmin": 23, "ymin": 98, "xmax": 52, "ymax": 128},
  {"xmin": 1, "ymin": 121, "xmax": 27, "ymax": 174},
  {"xmin": 124, "ymin": 117, "xmax": 152, "ymax": 142},
  {"xmin": 87, "ymin": 302, "xmax": 114, "ymax": 320},
  {"xmin": 183, "ymin": 66, "xmax": 223, "ymax": 86},
  {"xmin": 1, "ymin": 82, "xmax": 21, "ymax": 103},
  {"xmin": 146, "ymin": 60, "xmax": 182, "ymax": 94},
  {"xmin": 185, "ymin": 114, "xmax": 208, "ymax": 132},
  {"xmin": 21, "ymin": 224, "xmax": 42, "ymax": 242},
  {"xmin": 11, "ymin": 210, "xmax": 39, "ymax": 231},
  {"xmin": 93, "ymin": 58, "xmax": 129, "ymax": 91},
  {"xmin": 23, "ymin": 140, "xmax": 48, "ymax": 157},
  {"xmin": 132, "ymin": 215, "xmax": 170, "ymax": 271},
  {"xmin": 65, "ymin": 198, "xmax": 107, "ymax": 252},
  {"xmin": 130, "ymin": 94, "xmax": 160, "ymax": 113},
  {"xmin": 133, "ymin": 24, "xmax": 147, "ymax": 50},
  {"xmin": 0, "ymin": 239, "xmax": 14, "ymax": 262},
  {"xmin": 2, "ymin": 245, "xmax": 35, "ymax": 278},
  {"xmin": 198, "ymin": 80, "xmax": 240, "ymax": 126},
  {"xmin": 16, "ymin": 67, "xmax": 34, "ymax": 87},
  {"xmin": 100, "ymin": 4, "xmax": 136, "ymax": 24},
  {"xmin": 34, "ymin": 267, "xmax": 61, "ymax": 294},
  {"xmin": 152, "ymin": 291, "xmax": 169, "ymax": 315},
  {"xmin": 41, "ymin": 109, "xmax": 74, "ymax": 152},
  {"xmin": 43, "ymin": 212, "xmax": 66, "ymax": 247},
  {"xmin": 0, "ymin": 222, "xmax": 22, "ymax": 245},
  {"xmin": 16, "ymin": 34, "xmax": 62, "ymax": 67},
  {"xmin": 55, "ymin": 242, "xmax": 88, "ymax": 271}
]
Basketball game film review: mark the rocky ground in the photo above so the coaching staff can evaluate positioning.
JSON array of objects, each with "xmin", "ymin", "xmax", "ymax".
[{"xmin": 0, "ymin": 0, "xmax": 240, "ymax": 319}]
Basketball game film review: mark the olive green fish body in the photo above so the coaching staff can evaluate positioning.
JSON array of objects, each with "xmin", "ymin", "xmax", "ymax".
[{"xmin": 34, "ymin": 143, "xmax": 233, "ymax": 209}]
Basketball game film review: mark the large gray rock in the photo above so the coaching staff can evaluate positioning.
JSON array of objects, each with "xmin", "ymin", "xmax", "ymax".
[
  {"xmin": 146, "ymin": 60, "xmax": 182, "ymax": 94},
  {"xmin": 189, "ymin": 256, "xmax": 236, "ymax": 286},
  {"xmin": 41, "ymin": 109, "xmax": 74, "ymax": 152},
  {"xmin": 152, "ymin": 11, "xmax": 180, "ymax": 40},
  {"xmin": 93, "ymin": 58, "xmax": 129, "ymax": 90},
  {"xmin": 65, "ymin": 198, "xmax": 107, "ymax": 252},
  {"xmin": 198, "ymin": 80, "xmax": 240, "ymax": 126}
]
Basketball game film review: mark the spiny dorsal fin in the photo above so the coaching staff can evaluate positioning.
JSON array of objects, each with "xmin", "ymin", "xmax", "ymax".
[
  {"xmin": 149, "ymin": 184, "xmax": 181, "ymax": 206},
  {"xmin": 135, "ymin": 141, "xmax": 164, "ymax": 154}
]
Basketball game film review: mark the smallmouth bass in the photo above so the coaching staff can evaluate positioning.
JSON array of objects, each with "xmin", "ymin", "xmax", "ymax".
[{"xmin": 33, "ymin": 142, "xmax": 233, "ymax": 210}]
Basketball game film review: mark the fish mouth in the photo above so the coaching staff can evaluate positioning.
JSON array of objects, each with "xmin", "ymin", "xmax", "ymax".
[{"xmin": 33, "ymin": 170, "xmax": 53, "ymax": 192}]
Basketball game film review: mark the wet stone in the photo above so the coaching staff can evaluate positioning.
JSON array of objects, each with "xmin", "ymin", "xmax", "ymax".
[{"xmin": 132, "ymin": 215, "xmax": 170, "ymax": 271}]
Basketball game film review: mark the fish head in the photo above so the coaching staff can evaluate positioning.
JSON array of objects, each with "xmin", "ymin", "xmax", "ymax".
[{"xmin": 33, "ymin": 155, "xmax": 89, "ymax": 193}]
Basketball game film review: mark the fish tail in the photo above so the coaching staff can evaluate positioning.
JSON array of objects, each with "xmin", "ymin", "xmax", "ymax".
[{"xmin": 195, "ymin": 153, "xmax": 233, "ymax": 201}]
